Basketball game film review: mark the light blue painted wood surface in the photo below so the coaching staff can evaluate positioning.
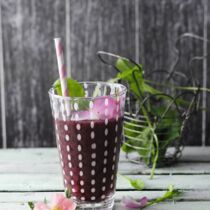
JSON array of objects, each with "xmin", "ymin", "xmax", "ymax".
[{"xmin": 0, "ymin": 147, "xmax": 209, "ymax": 209}]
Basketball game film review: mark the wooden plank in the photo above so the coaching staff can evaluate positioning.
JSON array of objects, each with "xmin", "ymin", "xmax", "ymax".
[
  {"xmin": 1, "ymin": 161, "xmax": 210, "ymax": 175},
  {"xmin": 114, "ymin": 202, "xmax": 210, "ymax": 210},
  {"xmin": 0, "ymin": 147, "xmax": 210, "ymax": 175},
  {"xmin": 120, "ymin": 146, "xmax": 210, "ymax": 162},
  {"xmin": 0, "ymin": 147, "xmax": 210, "ymax": 163},
  {"xmin": 69, "ymin": 0, "xmax": 136, "ymax": 82},
  {"xmin": 1, "ymin": 0, "xmax": 66, "ymax": 147},
  {"xmin": 0, "ymin": 147, "xmax": 209, "ymax": 165},
  {"xmin": 0, "ymin": 173, "xmax": 209, "ymax": 191},
  {"xmin": 0, "ymin": 190, "xmax": 210, "ymax": 203},
  {"xmin": 0, "ymin": 201, "xmax": 209, "ymax": 210}
]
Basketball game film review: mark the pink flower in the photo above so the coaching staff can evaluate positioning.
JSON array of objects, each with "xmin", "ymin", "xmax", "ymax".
[
  {"xmin": 34, "ymin": 193, "xmax": 76, "ymax": 210},
  {"xmin": 121, "ymin": 196, "xmax": 148, "ymax": 209},
  {"xmin": 92, "ymin": 96, "xmax": 119, "ymax": 119},
  {"xmin": 71, "ymin": 96, "xmax": 120, "ymax": 120}
]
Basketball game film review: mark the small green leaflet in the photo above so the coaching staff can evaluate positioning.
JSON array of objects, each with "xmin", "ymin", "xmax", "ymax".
[
  {"xmin": 115, "ymin": 58, "xmax": 160, "ymax": 97},
  {"xmin": 120, "ymin": 174, "xmax": 145, "ymax": 190},
  {"xmin": 146, "ymin": 185, "xmax": 182, "ymax": 207},
  {"xmin": 53, "ymin": 78, "xmax": 85, "ymax": 97},
  {"xmin": 53, "ymin": 78, "xmax": 89, "ymax": 110},
  {"xmin": 28, "ymin": 201, "xmax": 34, "ymax": 210},
  {"xmin": 65, "ymin": 188, "xmax": 72, "ymax": 198},
  {"xmin": 129, "ymin": 178, "xmax": 145, "ymax": 190}
]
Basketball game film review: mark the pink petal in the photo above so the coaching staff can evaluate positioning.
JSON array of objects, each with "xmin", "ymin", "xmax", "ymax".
[
  {"xmin": 93, "ymin": 96, "xmax": 119, "ymax": 119},
  {"xmin": 51, "ymin": 193, "xmax": 66, "ymax": 206},
  {"xmin": 121, "ymin": 196, "xmax": 148, "ymax": 209},
  {"xmin": 139, "ymin": 196, "xmax": 148, "ymax": 206},
  {"xmin": 34, "ymin": 202, "xmax": 50, "ymax": 210},
  {"xmin": 59, "ymin": 198, "xmax": 77, "ymax": 210},
  {"xmin": 51, "ymin": 193, "xmax": 76, "ymax": 210}
]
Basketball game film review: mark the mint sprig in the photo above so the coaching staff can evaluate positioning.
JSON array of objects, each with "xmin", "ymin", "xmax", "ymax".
[
  {"xmin": 53, "ymin": 78, "xmax": 85, "ymax": 97},
  {"xmin": 53, "ymin": 78, "xmax": 89, "ymax": 110},
  {"xmin": 146, "ymin": 185, "xmax": 182, "ymax": 207}
]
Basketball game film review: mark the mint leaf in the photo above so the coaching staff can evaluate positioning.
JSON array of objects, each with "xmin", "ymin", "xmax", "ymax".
[
  {"xmin": 28, "ymin": 201, "xmax": 34, "ymax": 210},
  {"xmin": 53, "ymin": 78, "xmax": 85, "ymax": 97},
  {"xmin": 119, "ymin": 174, "xmax": 145, "ymax": 190},
  {"xmin": 115, "ymin": 58, "xmax": 160, "ymax": 98},
  {"xmin": 129, "ymin": 178, "xmax": 145, "ymax": 190},
  {"xmin": 147, "ymin": 185, "xmax": 182, "ymax": 207}
]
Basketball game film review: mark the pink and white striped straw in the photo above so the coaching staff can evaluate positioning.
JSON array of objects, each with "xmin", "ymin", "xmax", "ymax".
[{"xmin": 54, "ymin": 38, "xmax": 69, "ymax": 97}]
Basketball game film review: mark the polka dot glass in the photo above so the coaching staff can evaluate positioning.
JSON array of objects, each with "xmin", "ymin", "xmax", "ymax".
[{"xmin": 49, "ymin": 82, "xmax": 126, "ymax": 210}]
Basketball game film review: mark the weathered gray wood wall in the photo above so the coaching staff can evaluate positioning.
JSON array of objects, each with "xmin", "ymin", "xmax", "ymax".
[{"xmin": 0, "ymin": 0, "xmax": 209, "ymax": 148}]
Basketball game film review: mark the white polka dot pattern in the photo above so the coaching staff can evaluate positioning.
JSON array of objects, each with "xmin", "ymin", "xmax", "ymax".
[
  {"xmin": 105, "ymin": 98, "xmax": 109, "ymax": 106},
  {"xmin": 64, "ymin": 124, "xmax": 68, "ymax": 131},
  {"xmin": 68, "ymin": 154, "xmax": 71, "ymax": 160},
  {"xmin": 65, "ymin": 134, "xmax": 70, "ymax": 141},
  {"xmin": 76, "ymin": 124, "xmax": 81, "ymax": 130},
  {"xmin": 91, "ymin": 131, "xmax": 95, "ymax": 139},
  {"xmin": 91, "ymin": 169, "xmax": 95, "ymax": 176},
  {"xmin": 91, "ymin": 143, "xmax": 96, "ymax": 149},
  {"xmin": 77, "ymin": 134, "xmax": 82, "ymax": 141},
  {"xmin": 91, "ymin": 188, "xmax": 96, "ymax": 193},
  {"xmin": 78, "ymin": 154, "xmax": 82, "ymax": 160},
  {"xmin": 78, "ymin": 145, "xmax": 82, "ymax": 151},
  {"xmin": 91, "ymin": 196, "xmax": 95, "ymax": 200},
  {"xmin": 90, "ymin": 121, "xmax": 94, "ymax": 128},
  {"xmin": 91, "ymin": 161, "xmax": 96, "ymax": 167},
  {"xmin": 79, "ymin": 162, "xmax": 83, "ymax": 168},
  {"xmin": 105, "ymin": 128, "xmax": 108, "ymax": 136},
  {"xmin": 105, "ymin": 118, "xmax": 108, "ymax": 125},
  {"xmin": 91, "ymin": 153, "xmax": 96, "ymax": 159}
]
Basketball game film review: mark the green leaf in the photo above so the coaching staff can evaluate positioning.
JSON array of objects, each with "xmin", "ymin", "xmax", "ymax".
[
  {"xmin": 65, "ymin": 188, "xmax": 72, "ymax": 198},
  {"xmin": 115, "ymin": 58, "xmax": 160, "ymax": 98},
  {"xmin": 28, "ymin": 201, "xmax": 34, "ymax": 210},
  {"xmin": 116, "ymin": 57, "xmax": 136, "ymax": 72},
  {"xmin": 129, "ymin": 178, "xmax": 145, "ymax": 190},
  {"xmin": 53, "ymin": 78, "xmax": 89, "ymax": 110},
  {"xmin": 146, "ymin": 185, "xmax": 182, "ymax": 207},
  {"xmin": 53, "ymin": 78, "xmax": 85, "ymax": 97},
  {"xmin": 119, "ymin": 174, "xmax": 145, "ymax": 190}
]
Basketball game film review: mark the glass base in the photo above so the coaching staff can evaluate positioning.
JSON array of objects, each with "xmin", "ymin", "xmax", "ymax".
[{"xmin": 75, "ymin": 195, "xmax": 114, "ymax": 210}]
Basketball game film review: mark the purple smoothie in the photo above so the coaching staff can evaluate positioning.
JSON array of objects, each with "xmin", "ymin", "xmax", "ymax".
[{"xmin": 55, "ymin": 116, "xmax": 123, "ymax": 202}]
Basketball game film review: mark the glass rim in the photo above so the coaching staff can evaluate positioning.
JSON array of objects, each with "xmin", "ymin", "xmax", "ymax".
[{"xmin": 48, "ymin": 81, "xmax": 127, "ymax": 100}]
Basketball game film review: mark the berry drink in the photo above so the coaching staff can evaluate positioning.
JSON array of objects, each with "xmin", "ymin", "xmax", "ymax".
[
  {"xmin": 55, "ymin": 116, "xmax": 123, "ymax": 202},
  {"xmin": 49, "ymin": 82, "xmax": 126, "ymax": 210}
]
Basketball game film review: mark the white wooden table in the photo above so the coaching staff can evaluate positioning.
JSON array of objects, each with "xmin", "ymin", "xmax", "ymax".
[{"xmin": 0, "ymin": 147, "xmax": 210, "ymax": 210}]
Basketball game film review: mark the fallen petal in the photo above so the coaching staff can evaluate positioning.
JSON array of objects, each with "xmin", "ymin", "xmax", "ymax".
[
  {"xmin": 34, "ymin": 202, "xmax": 50, "ymax": 210},
  {"xmin": 121, "ymin": 196, "xmax": 144, "ymax": 209}
]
